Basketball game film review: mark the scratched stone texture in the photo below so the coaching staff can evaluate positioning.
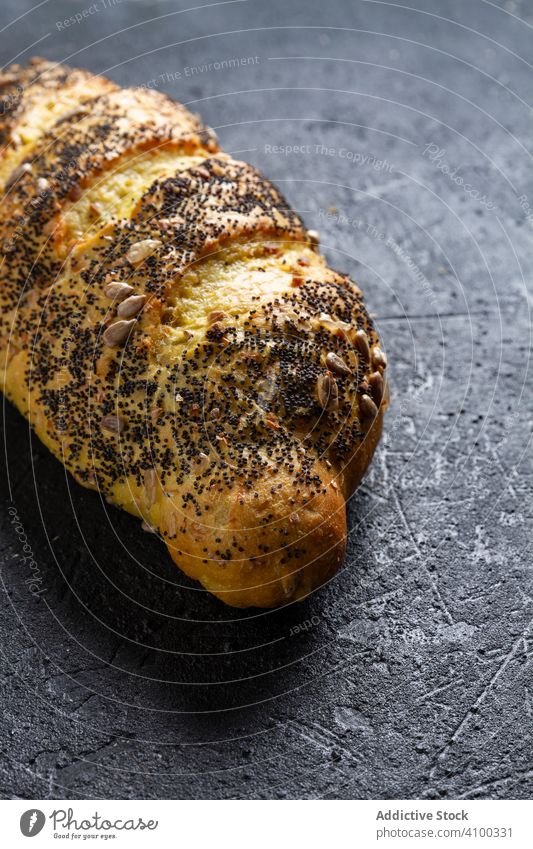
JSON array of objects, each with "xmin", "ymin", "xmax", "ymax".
[{"xmin": 0, "ymin": 0, "xmax": 532, "ymax": 800}]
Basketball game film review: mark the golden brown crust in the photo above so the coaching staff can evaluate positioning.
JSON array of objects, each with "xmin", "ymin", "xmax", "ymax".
[{"xmin": 0, "ymin": 59, "xmax": 388, "ymax": 608}]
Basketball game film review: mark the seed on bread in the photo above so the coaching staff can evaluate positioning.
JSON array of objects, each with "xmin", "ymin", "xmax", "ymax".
[
  {"xmin": 354, "ymin": 328, "xmax": 371, "ymax": 360},
  {"xmin": 104, "ymin": 281, "xmax": 134, "ymax": 302},
  {"xmin": 117, "ymin": 294, "xmax": 146, "ymax": 318},
  {"xmin": 325, "ymin": 351, "xmax": 352, "ymax": 377},
  {"xmin": 207, "ymin": 310, "xmax": 228, "ymax": 325},
  {"xmin": 101, "ymin": 414, "xmax": 127, "ymax": 434},
  {"xmin": 144, "ymin": 468, "xmax": 158, "ymax": 507},
  {"xmin": 368, "ymin": 371, "xmax": 384, "ymax": 405},
  {"xmin": 126, "ymin": 238, "xmax": 162, "ymax": 265},
  {"xmin": 372, "ymin": 345, "xmax": 388, "ymax": 370},
  {"xmin": 36, "ymin": 177, "xmax": 49, "ymax": 193},
  {"xmin": 102, "ymin": 319, "xmax": 136, "ymax": 347},
  {"xmin": 360, "ymin": 393, "xmax": 378, "ymax": 421},
  {"xmin": 317, "ymin": 372, "xmax": 339, "ymax": 411}
]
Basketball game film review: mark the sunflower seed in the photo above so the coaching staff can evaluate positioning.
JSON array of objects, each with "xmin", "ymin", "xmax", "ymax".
[
  {"xmin": 89, "ymin": 202, "xmax": 101, "ymax": 218},
  {"xmin": 360, "ymin": 393, "xmax": 378, "ymax": 421},
  {"xmin": 36, "ymin": 177, "xmax": 49, "ymax": 193},
  {"xmin": 104, "ymin": 281, "xmax": 134, "ymax": 302},
  {"xmin": 207, "ymin": 310, "xmax": 227, "ymax": 325},
  {"xmin": 325, "ymin": 351, "xmax": 352, "ymax": 377},
  {"xmin": 195, "ymin": 452, "xmax": 210, "ymax": 472},
  {"xmin": 368, "ymin": 370, "xmax": 384, "ymax": 405},
  {"xmin": 5, "ymin": 161, "xmax": 32, "ymax": 189},
  {"xmin": 125, "ymin": 238, "xmax": 162, "ymax": 265},
  {"xmin": 117, "ymin": 294, "xmax": 146, "ymax": 318},
  {"xmin": 265, "ymin": 413, "xmax": 281, "ymax": 430},
  {"xmin": 144, "ymin": 469, "xmax": 158, "ymax": 508},
  {"xmin": 308, "ymin": 229, "xmax": 320, "ymax": 246},
  {"xmin": 166, "ymin": 512, "xmax": 177, "ymax": 537},
  {"xmin": 102, "ymin": 319, "xmax": 136, "ymax": 347},
  {"xmin": 316, "ymin": 312, "xmax": 351, "ymax": 337},
  {"xmin": 317, "ymin": 372, "xmax": 339, "ymax": 412},
  {"xmin": 101, "ymin": 414, "xmax": 127, "ymax": 434},
  {"xmin": 354, "ymin": 328, "xmax": 370, "ymax": 360},
  {"xmin": 372, "ymin": 345, "xmax": 388, "ymax": 370}
]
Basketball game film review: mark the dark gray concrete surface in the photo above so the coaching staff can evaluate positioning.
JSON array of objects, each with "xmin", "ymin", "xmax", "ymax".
[{"xmin": 1, "ymin": 0, "xmax": 532, "ymax": 800}]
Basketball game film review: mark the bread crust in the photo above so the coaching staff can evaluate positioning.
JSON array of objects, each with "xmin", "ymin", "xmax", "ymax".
[{"xmin": 0, "ymin": 59, "xmax": 388, "ymax": 607}]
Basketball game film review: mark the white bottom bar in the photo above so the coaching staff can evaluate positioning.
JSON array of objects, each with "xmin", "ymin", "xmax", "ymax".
[{"xmin": 5, "ymin": 799, "xmax": 533, "ymax": 848}]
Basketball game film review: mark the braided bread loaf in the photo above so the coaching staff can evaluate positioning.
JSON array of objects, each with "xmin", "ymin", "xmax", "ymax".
[{"xmin": 0, "ymin": 59, "xmax": 388, "ymax": 608}]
